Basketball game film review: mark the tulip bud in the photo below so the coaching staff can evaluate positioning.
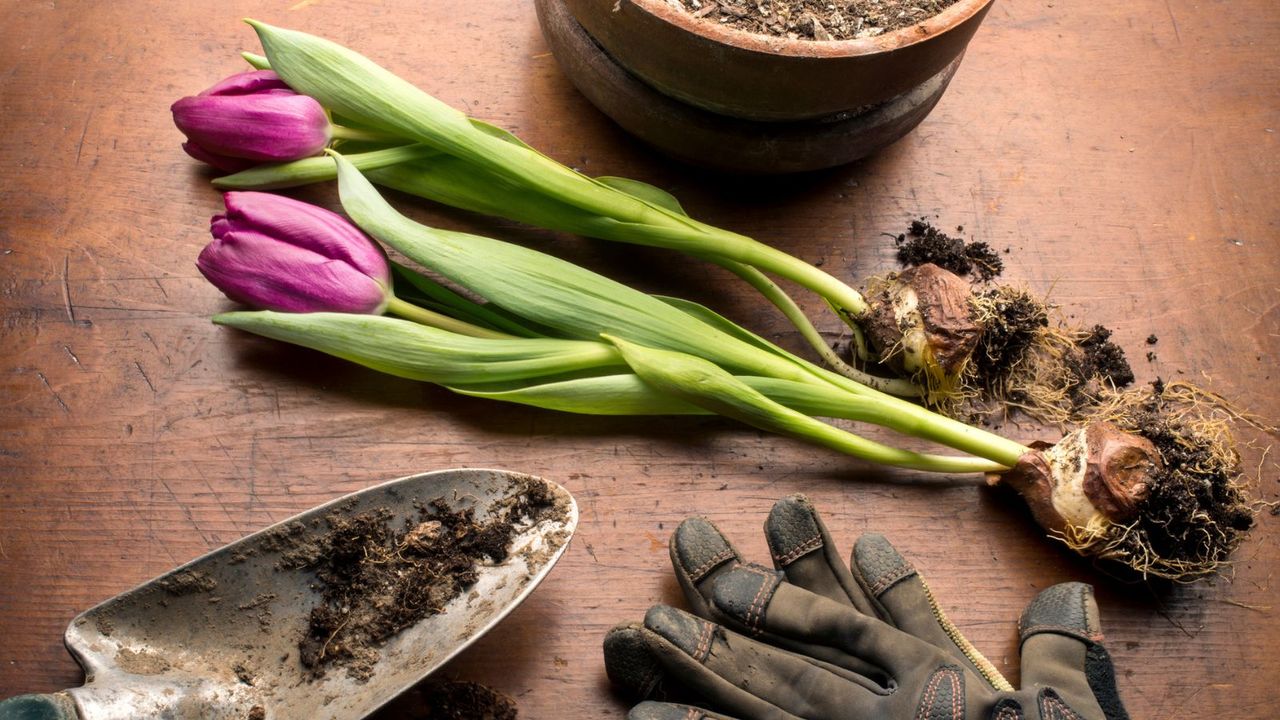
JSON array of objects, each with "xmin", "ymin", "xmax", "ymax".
[
  {"xmin": 198, "ymin": 191, "xmax": 391, "ymax": 314},
  {"xmin": 172, "ymin": 70, "xmax": 331, "ymax": 172}
]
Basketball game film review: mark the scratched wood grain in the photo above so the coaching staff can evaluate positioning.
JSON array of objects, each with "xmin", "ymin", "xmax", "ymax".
[{"xmin": 0, "ymin": 0, "xmax": 1276, "ymax": 717}]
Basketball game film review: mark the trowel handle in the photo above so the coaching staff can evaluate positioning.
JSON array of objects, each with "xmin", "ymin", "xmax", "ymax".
[{"xmin": 0, "ymin": 694, "xmax": 79, "ymax": 720}]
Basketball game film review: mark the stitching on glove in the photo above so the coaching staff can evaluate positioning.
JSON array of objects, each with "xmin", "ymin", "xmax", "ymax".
[
  {"xmin": 992, "ymin": 705, "xmax": 1023, "ymax": 720},
  {"xmin": 869, "ymin": 558, "xmax": 915, "ymax": 596},
  {"xmin": 1021, "ymin": 623, "xmax": 1103, "ymax": 644},
  {"xmin": 916, "ymin": 671, "xmax": 942, "ymax": 720},
  {"xmin": 1078, "ymin": 585, "xmax": 1098, "ymax": 636},
  {"xmin": 773, "ymin": 533, "xmax": 823, "ymax": 566},
  {"xmin": 689, "ymin": 547, "xmax": 737, "ymax": 581},
  {"xmin": 1039, "ymin": 689, "xmax": 1085, "ymax": 720},
  {"xmin": 913, "ymin": 666, "xmax": 963, "ymax": 720},
  {"xmin": 745, "ymin": 567, "xmax": 776, "ymax": 634},
  {"xmin": 693, "ymin": 618, "xmax": 715, "ymax": 663}
]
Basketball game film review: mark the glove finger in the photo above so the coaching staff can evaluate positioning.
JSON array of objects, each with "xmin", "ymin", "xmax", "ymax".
[
  {"xmin": 849, "ymin": 533, "xmax": 1012, "ymax": 691},
  {"xmin": 670, "ymin": 516, "xmax": 746, "ymax": 619},
  {"xmin": 605, "ymin": 622, "xmax": 670, "ymax": 701},
  {"xmin": 711, "ymin": 565, "xmax": 937, "ymax": 680},
  {"xmin": 641, "ymin": 604, "xmax": 885, "ymax": 720},
  {"xmin": 1019, "ymin": 583, "xmax": 1129, "ymax": 720},
  {"xmin": 684, "ymin": 564, "xmax": 892, "ymax": 684},
  {"xmin": 763, "ymin": 495, "xmax": 879, "ymax": 617},
  {"xmin": 629, "ymin": 701, "xmax": 740, "ymax": 720}
]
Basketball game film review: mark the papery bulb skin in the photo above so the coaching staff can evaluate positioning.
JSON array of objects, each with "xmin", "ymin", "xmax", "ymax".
[
  {"xmin": 172, "ymin": 70, "xmax": 331, "ymax": 171},
  {"xmin": 864, "ymin": 263, "xmax": 981, "ymax": 391},
  {"xmin": 198, "ymin": 191, "xmax": 390, "ymax": 314},
  {"xmin": 992, "ymin": 422, "xmax": 1159, "ymax": 551}
]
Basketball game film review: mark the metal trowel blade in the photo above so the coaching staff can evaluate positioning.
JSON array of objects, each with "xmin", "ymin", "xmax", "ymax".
[{"xmin": 47, "ymin": 468, "xmax": 576, "ymax": 720}]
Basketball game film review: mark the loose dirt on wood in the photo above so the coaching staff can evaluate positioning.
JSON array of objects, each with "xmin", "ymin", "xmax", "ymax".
[
  {"xmin": 1066, "ymin": 325, "xmax": 1135, "ymax": 404},
  {"xmin": 414, "ymin": 680, "xmax": 519, "ymax": 719},
  {"xmin": 674, "ymin": 0, "xmax": 961, "ymax": 41},
  {"xmin": 895, "ymin": 219, "xmax": 1004, "ymax": 282}
]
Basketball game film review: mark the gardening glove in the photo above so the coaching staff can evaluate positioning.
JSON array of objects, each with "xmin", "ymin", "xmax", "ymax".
[{"xmin": 604, "ymin": 494, "xmax": 1129, "ymax": 720}]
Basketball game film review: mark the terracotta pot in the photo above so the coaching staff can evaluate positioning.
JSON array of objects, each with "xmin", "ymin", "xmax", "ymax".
[
  {"xmin": 537, "ymin": 0, "xmax": 963, "ymax": 173},
  {"xmin": 560, "ymin": 0, "xmax": 995, "ymax": 121}
]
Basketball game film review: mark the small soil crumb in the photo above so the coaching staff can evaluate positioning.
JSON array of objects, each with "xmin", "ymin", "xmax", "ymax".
[
  {"xmin": 1083, "ymin": 381, "xmax": 1256, "ymax": 580},
  {"xmin": 94, "ymin": 614, "xmax": 115, "ymax": 637},
  {"xmin": 417, "ymin": 680, "xmax": 518, "ymax": 719},
  {"xmin": 115, "ymin": 648, "xmax": 172, "ymax": 676},
  {"xmin": 1146, "ymin": 334, "xmax": 1159, "ymax": 345},
  {"xmin": 238, "ymin": 593, "xmax": 276, "ymax": 611},
  {"xmin": 895, "ymin": 219, "xmax": 1004, "ymax": 282},
  {"xmin": 298, "ymin": 479, "xmax": 562, "ymax": 681},
  {"xmin": 247, "ymin": 707, "xmax": 265, "ymax": 720},
  {"xmin": 156, "ymin": 570, "xmax": 217, "ymax": 596},
  {"xmin": 675, "ymin": 0, "xmax": 959, "ymax": 40}
]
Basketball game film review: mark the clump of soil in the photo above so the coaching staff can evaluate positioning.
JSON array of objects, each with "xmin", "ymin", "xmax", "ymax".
[
  {"xmin": 1064, "ymin": 325, "xmax": 1135, "ymax": 406},
  {"xmin": 1079, "ymin": 381, "xmax": 1256, "ymax": 580},
  {"xmin": 950, "ymin": 286, "xmax": 1135, "ymax": 423},
  {"xmin": 675, "ymin": 0, "xmax": 960, "ymax": 41},
  {"xmin": 156, "ymin": 570, "xmax": 217, "ymax": 596},
  {"xmin": 297, "ymin": 480, "xmax": 561, "ymax": 681},
  {"xmin": 895, "ymin": 219, "xmax": 1004, "ymax": 282},
  {"xmin": 967, "ymin": 287, "xmax": 1048, "ymax": 390},
  {"xmin": 415, "ymin": 680, "xmax": 519, "ymax": 719}
]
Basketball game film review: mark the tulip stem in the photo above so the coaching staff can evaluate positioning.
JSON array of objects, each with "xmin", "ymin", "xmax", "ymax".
[
  {"xmin": 331, "ymin": 124, "xmax": 403, "ymax": 144},
  {"xmin": 385, "ymin": 295, "xmax": 512, "ymax": 339},
  {"xmin": 713, "ymin": 258, "xmax": 916, "ymax": 396}
]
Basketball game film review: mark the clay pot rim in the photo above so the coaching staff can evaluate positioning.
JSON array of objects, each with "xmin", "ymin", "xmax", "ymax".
[{"xmin": 629, "ymin": 0, "xmax": 995, "ymax": 58}]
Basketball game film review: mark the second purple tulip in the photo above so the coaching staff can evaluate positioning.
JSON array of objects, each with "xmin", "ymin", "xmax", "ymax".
[
  {"xmin": 198, "ymin": 191, "xmax": 391, "ymax": 314},
  {"xmin": 172, "ymin": 70, "xmax": 331, "ymax": 172}
]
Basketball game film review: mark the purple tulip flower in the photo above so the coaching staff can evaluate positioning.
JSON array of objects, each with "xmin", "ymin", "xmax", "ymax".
[
  {"xmin": 172, "ymin": 71, "xmax": 331, "ymax": 172},
  {"xmin": 198, "ymin": 192, "xmax": 391, "ymax": 314}
]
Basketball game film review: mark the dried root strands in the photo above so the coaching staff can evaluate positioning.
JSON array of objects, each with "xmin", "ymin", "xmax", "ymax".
[
  {"xmin": 994, "ymin": 381, "xmax": 1261, "ymax": 581},
  {"xmin": 959, "ymin": 286, "xmax": 1134, "ymax": 425},
  {"xmin": 1084, "ymin": 381, "xmax": 1259, "ymax": 580}
]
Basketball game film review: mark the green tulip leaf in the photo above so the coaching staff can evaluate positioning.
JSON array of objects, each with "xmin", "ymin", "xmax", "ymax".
[
  {"xmin": 595, "ymin": 177, "xmax": 688, "ymax": 217},
  {"xmin": 214, "ymin": 311, "xmax": 623, "ymax": 386}
]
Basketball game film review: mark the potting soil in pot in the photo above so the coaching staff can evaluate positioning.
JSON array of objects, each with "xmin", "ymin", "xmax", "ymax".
[{"xmin": 676, "ymin": 0, "xmax": 961, "ymax": 40}]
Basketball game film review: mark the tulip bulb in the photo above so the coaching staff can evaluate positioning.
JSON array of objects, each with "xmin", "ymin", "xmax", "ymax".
[
  {"xmin": 993, "ymin": 422, "xmax": 1158, "ymax": 555},
  {"xmin": 863, "ymin": 264, "xmax": 981, "ymax": 395}
]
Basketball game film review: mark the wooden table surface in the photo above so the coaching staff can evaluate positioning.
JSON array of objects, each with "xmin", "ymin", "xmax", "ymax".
[{"xmin": 1, "ymin": 1, "xmax": 1277, "ymax": 717}]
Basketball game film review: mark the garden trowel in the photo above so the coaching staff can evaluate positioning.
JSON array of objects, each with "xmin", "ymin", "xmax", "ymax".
[{"xmin": 0, "ymin": 468, "xmax": 577, "ymax": 719}]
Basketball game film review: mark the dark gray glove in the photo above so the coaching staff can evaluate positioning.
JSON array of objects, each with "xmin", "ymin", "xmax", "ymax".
[{"xmin": 603, "ymin": 495, "xmax": 1129, "ymax": 720}]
